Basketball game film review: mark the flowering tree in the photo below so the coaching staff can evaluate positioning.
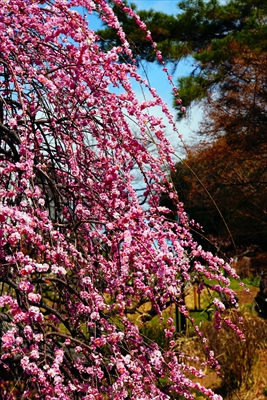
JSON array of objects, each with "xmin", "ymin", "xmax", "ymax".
[{"xmin": 0, "ymin": 1, "xmax": 242, "ymax": 399}]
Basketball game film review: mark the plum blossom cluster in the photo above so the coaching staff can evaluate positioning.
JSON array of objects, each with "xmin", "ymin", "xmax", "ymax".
[{"xmin": 0, "ymin": 0, "xmax": 243, "ymax": 399}]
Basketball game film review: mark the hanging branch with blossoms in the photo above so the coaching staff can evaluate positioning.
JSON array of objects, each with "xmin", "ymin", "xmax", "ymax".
[{"xmin": 0, "ymin": 0, "xmax": 243, "ymax": 399}]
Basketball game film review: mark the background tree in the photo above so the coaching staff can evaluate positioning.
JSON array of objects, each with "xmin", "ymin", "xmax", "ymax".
[
  {"xmin": 170, "ymin": 25, "xmax": 267, "ymax": 255},
  {"xmin": 171, "ymin": 137, "xmax": 267, "ymax": 256},
  {"xmin": 98, "ymin": 0, "xmax": 267, "ymax": 253},
  {"xmin": 0, "ymin": 1, "xmax": 242, "ymax": 399}
]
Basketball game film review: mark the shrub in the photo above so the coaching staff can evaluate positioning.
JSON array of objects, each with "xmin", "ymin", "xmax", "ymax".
[{"xmin": 201, "ymin": 311, "xmax": 267, "ymax": 395}]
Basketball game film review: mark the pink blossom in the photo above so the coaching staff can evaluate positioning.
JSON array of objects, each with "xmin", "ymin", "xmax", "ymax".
[
  {"xmin": 28, "ymin": 306, "xmax": 43, "ymax": 322},
  {"xmin": 28, "ymin": 292, "xmax": 41, "ymax": 303},
  {"xmin": 2, "ymin": 330, "xmax": 16, "ymax": 350},
  {"xmin": 213, "ymin": 298, "xmax": 226, "ymax": 312},
  {"xmin": 0, "ymin": 1, "xmax": 243, "ymax": 398},
  {"xmin": 18, "ymin": 281, "xmax": 34, "ymax": 292}
]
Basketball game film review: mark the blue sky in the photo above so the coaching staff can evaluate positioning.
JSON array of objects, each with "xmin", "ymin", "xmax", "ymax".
[
  {"xmin": 87, "ymin": 1, "xmax": 202, "ymax": 153},
  {"xmin": 133, "ymin": 0, "xmax": 180, "ymax": 15}
]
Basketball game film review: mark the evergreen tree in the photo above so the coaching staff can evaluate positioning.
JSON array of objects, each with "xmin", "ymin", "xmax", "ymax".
[{"xmin": 97, "ymin": 0, "xmax": 267, "ymax": 114}]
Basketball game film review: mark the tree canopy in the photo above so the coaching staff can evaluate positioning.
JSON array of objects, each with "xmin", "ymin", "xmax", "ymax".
[
  {"xmin": 97, "ymin": 0, "xmax": 267, "ymax": 111},
  {"xmin": 0, "ymin": 1, "xmax": 242, "ymax": 399}
]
